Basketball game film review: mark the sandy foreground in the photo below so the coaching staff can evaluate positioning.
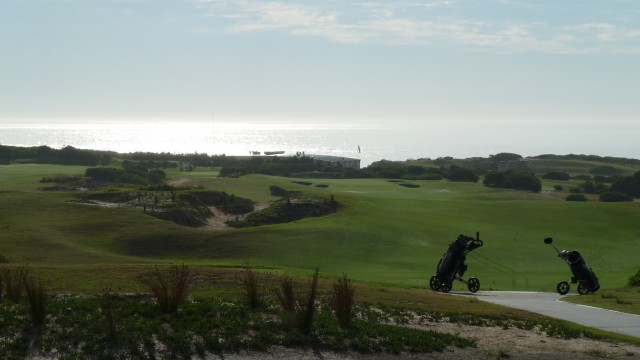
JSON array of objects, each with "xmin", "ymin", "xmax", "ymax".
[{"xmin": 203, "ymin": 320, "xmax": 640, "ymax": 360}]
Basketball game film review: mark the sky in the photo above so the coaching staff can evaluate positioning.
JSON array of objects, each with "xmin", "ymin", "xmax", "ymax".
[{"xmin": 1, "ymin": 0, "xmax": 640, "ymax": 126}]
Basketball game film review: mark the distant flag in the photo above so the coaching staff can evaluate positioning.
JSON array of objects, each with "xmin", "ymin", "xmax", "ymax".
[{"xmin": 357, "ymin": 145, "xmax": 361, "ymax": 154}]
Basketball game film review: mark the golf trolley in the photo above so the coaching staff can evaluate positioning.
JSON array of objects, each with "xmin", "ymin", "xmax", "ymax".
[
  {"xmin": 430, "ymin": 232, "xmax": 483, "ymax": 293},
  {"xmin": 544, "ymin": 237, "xmax": 600, "ymax": 295}
]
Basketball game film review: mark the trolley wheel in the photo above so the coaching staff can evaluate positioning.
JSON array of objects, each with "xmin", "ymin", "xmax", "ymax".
[
  {"xmin": 429, "ymin": 276, "xmax": 441, "ymax": 291},
  {"xmin": 441, "ymin": 282, "xmax": 452, "ymax": 293},
  {"xmin": 467, "ymin": 277, "xmax": 480, "ymax": 293},
  {"xmin": 556, "ymin": 281, "xmax": 570, "ymax": 295},
  {"xmin": 577, "ymin": 283, "xmax": 590, "ymax": 295}
]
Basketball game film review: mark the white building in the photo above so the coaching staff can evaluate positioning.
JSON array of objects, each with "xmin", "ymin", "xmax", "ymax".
[{"xmin": 308, "ymin": 155, "xmax": 361, "ymax": 170}]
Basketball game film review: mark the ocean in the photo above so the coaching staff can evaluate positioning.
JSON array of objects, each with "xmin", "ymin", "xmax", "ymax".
[{"xmin": 1, "ymin": 120, "xmax": 638, "ymax": 167}]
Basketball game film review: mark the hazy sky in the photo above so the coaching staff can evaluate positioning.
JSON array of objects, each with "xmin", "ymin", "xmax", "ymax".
[{"xmin": 1, "ymin": 0, "xmax": 639, "ymax": 125}]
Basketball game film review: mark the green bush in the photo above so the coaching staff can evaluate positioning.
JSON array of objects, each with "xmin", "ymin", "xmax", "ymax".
[
  {"xmin": 483, "ymin": 171, "xmax": 541, "ymax": 192},
  {"xmin": 543, "ymin": 172, "xmax": 570, "ymax": 181},
  {"xmin": 629, "ymin": 269, "xmax": 640, "ymax": 287},
  {"xmin": 589, "ymin": 165, "xmax": 625, "ymax": 176},
  {"xmin": 599, "ymin": 192, "xmax": 633, "ymax": 202},
  {"xmin": 445, "ymin": 168, "xmax": 479, "ymax": 182},
  {"xmin": 553, "ymin": 185, "xmax": 563, "ymax": 191},
  {"xmin": 565, "ymin": 194, "xmax": 587, "ymax": 202}
]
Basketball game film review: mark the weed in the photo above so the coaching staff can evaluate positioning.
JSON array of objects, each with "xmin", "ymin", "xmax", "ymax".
[
  {"xmin": 25, "ymin": 274, "xmax": 47, "ymax": 326},
  {"xmin": 331, "ymin": 273, "xmax": 355, "ymax": 327},
  {"xmin": 139, "ymin": 264, "xmax": 196, "ymax": 313}
]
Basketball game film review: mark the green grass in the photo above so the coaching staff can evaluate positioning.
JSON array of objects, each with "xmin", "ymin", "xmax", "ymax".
[
  {"xmin": 563, "ymin": 287, "xmax": 640, "ymax": 315},
  {"xmin": 1, "ymin": 164, "xmax": 639, "ymax": 294}
]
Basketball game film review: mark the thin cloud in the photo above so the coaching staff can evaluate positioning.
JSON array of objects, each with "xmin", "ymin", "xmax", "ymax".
[{"xmin": 190, "ymin": 0, "xmax": 640, "ymax": 53}]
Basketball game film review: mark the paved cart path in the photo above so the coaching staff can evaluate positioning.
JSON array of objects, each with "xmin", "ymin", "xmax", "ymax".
[{"xmin": 455, "ymin": 291, "xmax": 640, "ymax": 338}]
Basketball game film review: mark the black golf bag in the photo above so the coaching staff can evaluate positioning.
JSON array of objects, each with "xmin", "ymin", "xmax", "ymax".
[
  {"xmin": 544, "ymin": 237, "xmax": 600, "ymax": 295},
  {"xmin": 430, "ymin": 233, "xmax": 483, "ymax": 293}
]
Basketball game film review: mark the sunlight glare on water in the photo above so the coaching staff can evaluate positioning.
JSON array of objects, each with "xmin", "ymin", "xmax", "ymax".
[{"xmin": 1, "ymin": 120, "xmax": 639, "ymax": 167}]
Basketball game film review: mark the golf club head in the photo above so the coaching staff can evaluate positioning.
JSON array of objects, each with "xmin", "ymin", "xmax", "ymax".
[{"xmin": 544, "ymin": 237, "xmax": 553, "ymax": 244}]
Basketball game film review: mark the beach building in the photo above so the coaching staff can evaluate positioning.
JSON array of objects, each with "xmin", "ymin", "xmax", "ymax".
[{"xmin": 308, "ymin": 155, "xmax": 361, "ymax": 170}]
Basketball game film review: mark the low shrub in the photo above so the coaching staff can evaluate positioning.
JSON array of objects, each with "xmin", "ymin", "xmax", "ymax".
[
  {"xmin": 398, "ymin": 183, "xmax": 420, "ymax": 188},
  {"xmin": 553, "ymin": 185, "xmax": 563, "ymax": 191}
]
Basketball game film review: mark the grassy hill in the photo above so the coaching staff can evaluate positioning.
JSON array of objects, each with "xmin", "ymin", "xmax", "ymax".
[{"xmin": 1, "ymin": 162, "xmax": 639, "ymax": 294}]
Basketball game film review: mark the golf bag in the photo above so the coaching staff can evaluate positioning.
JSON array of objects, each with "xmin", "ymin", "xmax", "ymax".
[
  {"xmin": 544, "ymin": 237, "xmax": 600, "ymax": 295},
  {"xmin": 430, "ymin": 233, "xmax": 483, "ymax": 293}
]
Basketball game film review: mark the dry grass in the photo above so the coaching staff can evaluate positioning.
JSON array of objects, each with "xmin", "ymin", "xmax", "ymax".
[
  {"xmin": 331, "ymin": 273, "xmax": 355, "ymax": 327},
  {"xmin": 25, "ymin": 274, "xmax": 48, "ymax": 326},
  {"xmin": 2, "ymin": 265, "xmax": 28, "ymax": 303},
  {"xmin": 139, "ymin": 264, "xmax": 196, "ymax": 313}
]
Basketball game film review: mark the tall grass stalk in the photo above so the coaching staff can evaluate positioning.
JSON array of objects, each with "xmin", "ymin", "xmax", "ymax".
[
  {"xmin": 241, "ymin": 265, "xmax": 268, "ymax": 309},
  {"xmin": 101, "ymin": 288, "xmax": 119, "ymax": 342},
  {"xmin": 25, "ymin": 275, "xmax": 47, "ymax": 326},
  {"xmin": 2, "ymin": 265, "xmax": 28, "ymax": 303},
  {"xmin": 139, "ymin": 264, "xmax": 195, "ymax": 313},
  {"xmin": 276, "ymin": 276, "xmax": 296, "ymax": 313},
  {"xmin": 297, "ymin": 269, "xmax": 319, "ymax": 334},
  {"xmin": 331, "ymin": 273, "xmax": 355, "ymax": 327}
]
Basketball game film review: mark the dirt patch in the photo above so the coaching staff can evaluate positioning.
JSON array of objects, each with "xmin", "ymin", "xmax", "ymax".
[{"xmin": 167, "ymin": 178, "xmax": 192, "ymax": 186}]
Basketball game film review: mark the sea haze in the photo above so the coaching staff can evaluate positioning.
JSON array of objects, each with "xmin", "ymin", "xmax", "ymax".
[{"xmin": 1, "ymin": 120, "xmax": 638, "ymax": 166}]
